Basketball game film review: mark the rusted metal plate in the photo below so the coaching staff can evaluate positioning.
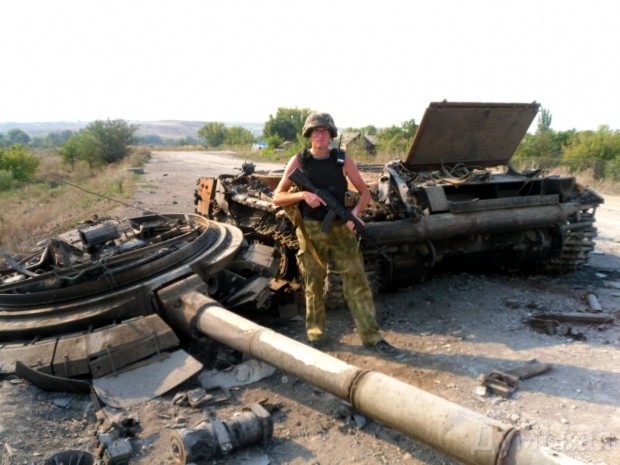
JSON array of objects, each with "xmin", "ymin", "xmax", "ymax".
[
  {"xmin": 195, "ymin": 177, "xmax": 216, "ymax": 215},
  {"xmin": 53, "ymin": 314, "xmax": 180, "ymax": 378},
  {"xmin": 404, "ymin": 101, "xmax": 540, "ymax": 169},
  {"xmin": 1, "ymin": 314, "xmax": 179, "ymax": 377},
  {"xmin": 0, "ymin": 339, "xmax": 57, "ymax": 374}
]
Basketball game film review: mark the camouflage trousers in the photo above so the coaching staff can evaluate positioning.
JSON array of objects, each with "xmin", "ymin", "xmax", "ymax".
[{"xmin": 296, "ymin": 219, "xmax": 383, "ymax": 346}]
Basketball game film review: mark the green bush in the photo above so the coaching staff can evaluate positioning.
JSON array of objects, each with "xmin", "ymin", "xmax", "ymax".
[
  {"xmin": 0, "ymin": 144, "xmax": 40, "ymax": 182},
  {"xmin": 57, "ymin": 119, "xmax": 138, "ymax": 168},
  {"xmin": 604, "ymin": 158, "xmax": 620, "ymax": 181},
  {"xmin": 0, "ymin": 169, "xmax": 15, "ymax": 191}
]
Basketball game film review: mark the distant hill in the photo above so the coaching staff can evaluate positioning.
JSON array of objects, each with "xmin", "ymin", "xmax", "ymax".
[
  {"xmin": 0, "ymin": 120, "xmax": 264, "ymax": 139},
  {"xmin": 0, "ymin": 121, "xmax": 88, "ymax": 137}
]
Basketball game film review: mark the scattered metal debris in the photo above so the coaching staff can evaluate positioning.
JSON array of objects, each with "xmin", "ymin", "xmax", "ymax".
[
  {"xmin": 527, "ymin": 310, "xmax": 614, "ymax": 339},
  {"xmin": 482, "ymin": 361, "xmax": 551, "ymax": 398},
  {"xmin": 585, "ymin": 292, "xmax": 603, "ymax": 311},
  {"xmin": 15, "ymin": 361, "xmax": 91, "ymax": 394},
  {"xmin": 169, "ymin": 403, "xmax": 273, "ymax": 465},
  {"xmin": 95, "ymin": 406, "xmax": 137, "ymax": 432},
  {"xmin": 96, "ymin": 431, "xmax": 133, "ymax": 465},
  {"xmin": 530, "ymin": 311, "xmax": 614, "ymax": 324},
  {"xmin": 198, "ymin": 359, "xmax": 277, "ymax": 390},
  {"xmin": 172, "ymin": 386, "xmax": 231, "ymax": 408},
  {"xmin": 336, "ymin": 400, "xmax": 368, "ymax": 429}
]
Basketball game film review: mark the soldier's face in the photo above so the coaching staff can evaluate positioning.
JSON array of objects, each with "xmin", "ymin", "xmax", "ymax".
[{"xmin": 310, "ymin": 127, "xmax": 331, "ymax": 149}]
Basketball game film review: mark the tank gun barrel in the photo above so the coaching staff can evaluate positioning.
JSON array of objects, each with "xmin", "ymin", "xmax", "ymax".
[{"xmin": 158, "ymin": 278, "xmax": 586, "ymax": 465}]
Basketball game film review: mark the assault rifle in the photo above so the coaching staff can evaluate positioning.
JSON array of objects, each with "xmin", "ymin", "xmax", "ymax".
[{"xmin": 288, "ymin": 168, "xmax": 391, "ymax": 262}]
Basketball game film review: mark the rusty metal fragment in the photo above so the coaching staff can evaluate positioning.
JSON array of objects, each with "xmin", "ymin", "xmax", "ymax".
[
  {"xmin": 483, "ymin": 361, "xmax": 551, "ymax": 398},
  {"xmin": 15, "ymin": 361, "xmax": 91, "ymax": 394},
  {"xmin": 530, "ymin": 311, "xmax": 614, "ymax": 324},
  {"xmin": 170, "ymin": 403, "xmax": 273, "ymax": 465},
  {"xmin": 96, "ymin": 431, "xmax": 133, "ymax": 465}
]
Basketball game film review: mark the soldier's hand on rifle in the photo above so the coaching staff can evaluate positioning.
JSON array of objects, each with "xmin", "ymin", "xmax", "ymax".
[
  {"xmin": 303, "ymin": 191, "xmax": 326, "ymax": 209},
  {"xmin": 346, "ymin": 209, "xmax": 365, "ymax": 233}
]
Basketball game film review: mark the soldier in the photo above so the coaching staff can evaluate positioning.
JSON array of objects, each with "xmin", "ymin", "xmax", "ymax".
[{"xmin": 272, "ymin": 112, "xmax": 399, "ymax": 357}]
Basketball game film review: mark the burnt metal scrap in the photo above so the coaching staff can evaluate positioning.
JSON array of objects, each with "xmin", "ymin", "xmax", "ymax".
[
  {"xmin": 170, "ymin": 402, "xmax": 273, "ymax": 464},
  {"xmin": 0, "ymin": 213, "xmax": 279, "ymax": 381},
  {"xmin": 482, "ymin": 360, "xmax": 552, "ymax": 398},
  {"xmin": 195, "ymin": 101, "xmax": 604, "ymax": 304}
]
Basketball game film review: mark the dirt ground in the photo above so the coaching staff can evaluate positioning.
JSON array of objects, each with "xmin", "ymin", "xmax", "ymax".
[{"xmin": 1, "ymin": 151, "xmax": 619, "ymax": 465}]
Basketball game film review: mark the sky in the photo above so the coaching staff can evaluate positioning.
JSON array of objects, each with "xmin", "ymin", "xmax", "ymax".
[{"xmin": 1, "ymin": 0, "xmax": 618, "ymax": 132}]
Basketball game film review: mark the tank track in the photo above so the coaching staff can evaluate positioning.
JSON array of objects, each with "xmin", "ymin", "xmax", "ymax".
[
  {"xmin": 225, "ymin": 195, "xmax": 299, "ymax": 251},
  {"xmin": 543, "ymin": 211, "xmax": 597, "ymax": 273}
]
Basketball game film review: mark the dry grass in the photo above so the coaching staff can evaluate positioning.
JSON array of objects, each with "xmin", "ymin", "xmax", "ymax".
[{"xmin": 0, "ymin": 148, "xmax": 148, "ymax": 255}]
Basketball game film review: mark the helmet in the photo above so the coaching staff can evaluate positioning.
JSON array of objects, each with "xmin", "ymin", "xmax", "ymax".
[{"xmin": 302, "ymin": 112, "xmax": 337, "ymax": 138}]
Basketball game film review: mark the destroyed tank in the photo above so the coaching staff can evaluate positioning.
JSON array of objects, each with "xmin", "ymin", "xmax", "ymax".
[
  {"xmin": 0, "ymin": 213, "xmax": 280, "ymax": 380},
  {"xmin": 194, "ymin": 101, "xmax": 604, "ymax": 300}
]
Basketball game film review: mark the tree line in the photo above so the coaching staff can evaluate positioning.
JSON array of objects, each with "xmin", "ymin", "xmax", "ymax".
[
  {"xmin": 2, "ymin": 107, "xmax": 619, "ymax": 192},
  {"xmin": 513, "ymin": 109, "xmax": 620, "ymax": 180},
  {"xmin": 241, "ymin": 106, "xmax": 620, "ymax": 181},
  {"xmin": 197, "ymin": 107, "xmax": 418, "ymax": 158}
]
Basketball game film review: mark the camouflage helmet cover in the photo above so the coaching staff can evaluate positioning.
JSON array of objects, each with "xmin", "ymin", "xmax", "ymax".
[{"xmin": 302, "ymin": 112, "xmax": 337, "ymax": 138}]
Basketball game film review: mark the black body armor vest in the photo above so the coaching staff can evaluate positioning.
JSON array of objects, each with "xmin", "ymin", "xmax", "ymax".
[{"xmin": 297, "ymin": 149, "xmax": 347, "ymax": 221}]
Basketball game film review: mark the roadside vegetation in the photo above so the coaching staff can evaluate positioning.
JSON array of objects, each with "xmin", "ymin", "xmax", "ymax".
[
  {"xmin": 1, "ymin": 107, "xmax": 619, "ymax": 254},
  {"xmin": 0, "ymin": 120, "xmax": 147, "ymax": 254}
]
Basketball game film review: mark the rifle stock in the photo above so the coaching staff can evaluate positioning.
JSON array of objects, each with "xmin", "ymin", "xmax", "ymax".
[{"xmin": 288, "ymin": 168, "xmax": 391, "ymax": 262}]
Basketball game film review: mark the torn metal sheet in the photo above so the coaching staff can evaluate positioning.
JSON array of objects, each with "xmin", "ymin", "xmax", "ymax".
[
  {"xmin": 199, "ymin": 359, "xmax": 276, "ymax": 390},
  {"xmin": 15, "ymin": 361, "xmax": 91, "ymax": 394},
  {"xmin": 93, "ymin": 350, "xmax": 203, "ymax": 408}
]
